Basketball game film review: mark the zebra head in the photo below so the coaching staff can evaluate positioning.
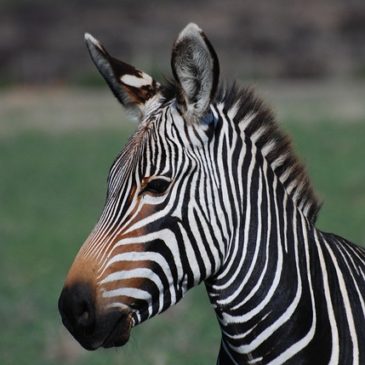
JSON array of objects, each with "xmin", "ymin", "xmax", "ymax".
[{"xmin": 58, "ymin": 23, "xmax": 223, "ymax": 350}]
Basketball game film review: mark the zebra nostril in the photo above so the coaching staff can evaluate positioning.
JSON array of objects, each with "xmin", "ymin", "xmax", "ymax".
[
  {"xmin": 58, "ymin": 283, "xmax": 96, "ymax": 333},
  {"xmin": 74, "ymin": 299, "xmax": 92, "ymax": 328}
]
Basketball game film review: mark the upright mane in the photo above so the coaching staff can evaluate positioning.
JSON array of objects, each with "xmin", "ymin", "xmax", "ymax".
[
  {"xmin": 216, "ymin": 83, "xmax": 321, "ymax": 223},
  {"xmin": 162, "ymin": 81, "xmax": 321, "ymax": 223}
]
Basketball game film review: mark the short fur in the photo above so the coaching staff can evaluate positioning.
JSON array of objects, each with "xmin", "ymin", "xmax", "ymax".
[{"xmin": 162, "ymin": 81, "xmax": 321, "ymax": 223}]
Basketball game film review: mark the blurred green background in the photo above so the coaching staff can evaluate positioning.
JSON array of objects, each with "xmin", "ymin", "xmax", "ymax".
[{"xmin": 1, "ymin": 1, "xmax": 365, "ymax": 364}]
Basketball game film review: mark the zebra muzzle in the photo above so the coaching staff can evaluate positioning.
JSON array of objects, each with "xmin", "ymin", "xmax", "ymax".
[{"xmin": 58, "ymin": 282, "xmax": 132, "ymax": 350}]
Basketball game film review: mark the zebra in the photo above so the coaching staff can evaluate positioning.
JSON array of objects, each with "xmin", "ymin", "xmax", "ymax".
[{"xmin": 58, "ymin": 23, "xmax": 365, "ymax": 364}]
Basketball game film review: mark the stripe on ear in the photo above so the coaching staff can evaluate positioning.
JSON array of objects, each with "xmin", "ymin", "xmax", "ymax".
[
  {"xmin": 171, "ymin": 23, "xmax": 219, "ymax": 123},
  {"xmin": 84, "ymin": 33, "xmax": 161, "ymax": 120}
]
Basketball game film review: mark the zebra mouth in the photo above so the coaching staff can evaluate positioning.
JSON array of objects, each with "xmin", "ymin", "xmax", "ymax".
[{"xmin": 101, "ymin": 311, "xmax": 132, "ymax": 348}]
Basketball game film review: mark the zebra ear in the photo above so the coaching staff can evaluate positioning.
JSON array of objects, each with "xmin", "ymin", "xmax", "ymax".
[
  {"xmin": 84, "ymin": 33, "xmax": 161, "ymax": 120},
  {"xmin": 171, "ymin": 23, "xmax": 219, "ymax": 123}
]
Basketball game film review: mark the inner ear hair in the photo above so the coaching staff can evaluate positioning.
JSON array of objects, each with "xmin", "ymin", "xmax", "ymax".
[{"xmin": 171, "ymin": 23, "xmax": 219, "ymax": 123}]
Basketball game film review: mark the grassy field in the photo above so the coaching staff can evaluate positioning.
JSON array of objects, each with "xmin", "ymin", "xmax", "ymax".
[{"xmin": 0, "ymin": 86, "xmax": 364, "ymax": 365}]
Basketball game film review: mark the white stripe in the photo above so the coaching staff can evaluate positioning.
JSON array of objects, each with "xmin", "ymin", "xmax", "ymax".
[
  {"xmin": 323, "ymin": 236, "xmax": 359, "ymax": 365},
  {"xmin": 314, "ymin": 230, "xmax": 341, "ymax": 364},
  {"xmin": 121, "ymin": 73, "xmax": 153, "ymax": 87}
]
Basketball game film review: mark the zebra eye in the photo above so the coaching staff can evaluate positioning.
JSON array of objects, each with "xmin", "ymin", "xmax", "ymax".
[{"xmin": 142, "ymin": 178, "xmax": 171, "ymax": 195}]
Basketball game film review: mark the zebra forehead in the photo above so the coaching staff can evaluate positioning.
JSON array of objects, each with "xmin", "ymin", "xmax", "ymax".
[
  {"xmin": 122, "ymin": 120, "xmax": 155, "ymax": 156},
  {"xmin": 109, "ymin": 126, "xmax": 150, "ymax": 178},
  {"xmin": 108, "ymin": 111, "xmax": 169, "ymax": 183}
]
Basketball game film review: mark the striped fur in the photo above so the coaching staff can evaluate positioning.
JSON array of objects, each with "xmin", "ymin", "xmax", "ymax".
[{"xmin": 60, "ymin": 23, "xmax": 365, "ymax": 364}]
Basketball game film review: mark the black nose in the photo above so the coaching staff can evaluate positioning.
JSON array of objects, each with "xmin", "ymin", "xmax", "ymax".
[{"xmin": 58, "ymin": 283, "xmax": 96, "ymax": 336}]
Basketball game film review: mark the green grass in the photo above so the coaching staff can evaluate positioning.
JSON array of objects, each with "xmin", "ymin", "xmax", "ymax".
[
  {"xmin": 0, "ymin": 117, "xmax": 364, "ymax": 364},
  {"xmin": 286, "ymin": 121, "xmax": 365, "ymax": 243}
]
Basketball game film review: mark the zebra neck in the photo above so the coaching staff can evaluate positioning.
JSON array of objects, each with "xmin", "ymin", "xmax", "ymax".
[
  {"xmin": 204, "ymin": 157, "xmax": 317, "ymax": 363},
  {"xmin": 205, "ymin": 221, "xmax": 315, "ymax": 364}
]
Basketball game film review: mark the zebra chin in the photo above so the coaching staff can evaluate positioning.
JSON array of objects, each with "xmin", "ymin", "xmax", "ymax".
[{"xmin": 58, "ymin": 282, "xmax": 133, "ymax": 350}]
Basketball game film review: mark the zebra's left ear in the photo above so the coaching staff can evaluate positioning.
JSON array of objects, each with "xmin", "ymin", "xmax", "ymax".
[
  {"xmin": 171, "ymin": 23, "xmax": 220, "ymax": 123},
  {"xmin": 84, "ymin": 33, "xmax": 161, "ymax": 120}
]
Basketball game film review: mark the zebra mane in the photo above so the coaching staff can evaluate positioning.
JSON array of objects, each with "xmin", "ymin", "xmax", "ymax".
[
  {"xmin": 162, "ymin": 81, "xmax": 321, "ymax": 223},
  {"xmin": 216, "ymin": 83, "xmax": 321, "ymax": 223}
]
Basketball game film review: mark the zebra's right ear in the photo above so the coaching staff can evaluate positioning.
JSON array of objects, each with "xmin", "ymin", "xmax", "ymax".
[
  {"xmin": 84, "ymin": 33, "xmax": 161, "ymax": 120},
  {"xmin": 171, "ymin": 23, "xmax": 220, "ymax": 124}
]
